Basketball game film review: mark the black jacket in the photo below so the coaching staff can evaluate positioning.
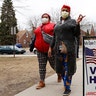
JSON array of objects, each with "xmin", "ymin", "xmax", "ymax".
[{"xmin": 51, "ymin": 16, "xmax": 80, "ymax": 76}]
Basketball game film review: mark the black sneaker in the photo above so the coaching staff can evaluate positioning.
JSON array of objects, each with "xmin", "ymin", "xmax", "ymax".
[{"xmin": 63, "ymin": 89, "xmax": 71, "ymax": 96}]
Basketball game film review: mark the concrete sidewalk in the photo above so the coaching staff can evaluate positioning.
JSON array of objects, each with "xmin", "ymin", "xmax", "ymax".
[{"xmin": 15, "ymin": 48, "xmax": 83, "ymax": 96}]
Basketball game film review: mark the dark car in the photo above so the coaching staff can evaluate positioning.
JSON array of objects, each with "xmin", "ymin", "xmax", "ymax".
[
  {"xmin": 15, "ymin": 43, "xmax": 22, "ymax": 48},
  {"xmin": 0, "ymin": 45, "xmax": 26, "ymax": 54}
]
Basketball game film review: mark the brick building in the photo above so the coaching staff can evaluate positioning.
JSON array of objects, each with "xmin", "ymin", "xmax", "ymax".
[{"xmin": 16, "ymin": 30, "xmax": 32, "ymax": 47}]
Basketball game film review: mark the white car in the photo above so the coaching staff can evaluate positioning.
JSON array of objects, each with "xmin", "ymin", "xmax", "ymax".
[{"xmin": 33, "ymin": 48, "xmax": 37, "ymax": 54}]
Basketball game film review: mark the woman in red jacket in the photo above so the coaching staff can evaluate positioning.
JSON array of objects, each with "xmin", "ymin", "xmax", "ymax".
[{"xmin": 34, "ymin": 13, "xmax": 61, "ymax": 89}]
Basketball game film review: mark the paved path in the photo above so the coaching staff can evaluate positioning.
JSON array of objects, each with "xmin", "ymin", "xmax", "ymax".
[{"xmin": 15, "ymin": 47, "xmax": 83, "ymax": 96}]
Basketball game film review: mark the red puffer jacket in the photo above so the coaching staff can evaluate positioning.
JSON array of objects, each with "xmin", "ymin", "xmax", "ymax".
[{"xmin": 34, "ymin": 22, "xmax": 55, "ymax": 53}]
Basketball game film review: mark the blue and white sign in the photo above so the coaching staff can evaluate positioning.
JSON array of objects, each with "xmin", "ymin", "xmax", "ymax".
[{"xmin": 83, "ymin": 36, "xmax": 96, "ymax": 96}]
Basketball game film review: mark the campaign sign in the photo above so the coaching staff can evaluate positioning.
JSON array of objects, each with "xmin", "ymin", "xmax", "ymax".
[{"xmin": 83, "ymin": 36, "xmax": 96, "ymax": 96}]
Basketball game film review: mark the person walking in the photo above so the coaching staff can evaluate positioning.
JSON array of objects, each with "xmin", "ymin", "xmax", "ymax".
[
  {"xmin": 48, "ymin": 5, "xmax": 85, "ymax": 95},
  {"xmin": 34, "ymin": 13, "xmax": 61, "ymax": 89}
]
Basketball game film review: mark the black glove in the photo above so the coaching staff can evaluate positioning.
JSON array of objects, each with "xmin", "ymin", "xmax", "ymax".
[{"xmin": 29, "ymin": 35, "xmax": 36, "ymax": 52}]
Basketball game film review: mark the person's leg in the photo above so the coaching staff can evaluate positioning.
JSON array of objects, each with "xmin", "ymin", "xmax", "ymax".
[
  {"xmin": 48, "ymin": 52, "xmax": 62, "ymax": 82},
  {"xmin": 36, "ymin": 51, "xmax": 47, "ymax": 89},
  {"xmin": 62, "ymin": 71, "xmax": 72, "ymax": 91},
  {"xmin": 48, "ymin": 51, "xmax": 55, "ymax": 70},
  {"xmin": 61, "ymin": 54, "xmax": 72, "ymax": 95},
  {"xmin": 55, "ymin": 53, "xmax": 63, "ymax": 73}
]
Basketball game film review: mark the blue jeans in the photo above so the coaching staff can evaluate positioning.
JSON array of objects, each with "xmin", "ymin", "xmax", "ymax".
[{"xmin": 61, "ymin": 54, "xmax": 72, "ymax": 90}]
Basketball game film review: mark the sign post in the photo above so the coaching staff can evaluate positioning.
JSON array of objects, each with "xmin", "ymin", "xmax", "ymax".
[
  {"xmin": 83, "ymin": 36, "xmax": 96, "ymax": 96},
  {"xmin": 11, "ymin": 27, "xmax": 16, "ymax": 58}
]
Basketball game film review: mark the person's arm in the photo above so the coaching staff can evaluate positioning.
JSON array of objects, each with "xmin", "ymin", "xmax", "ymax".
[
  {"xmin": 76, "ymin": 14, "xmax": 85, "ymax": 24},
  {"xmin": 29, "ymin": 34, "xmax": 36, "ymax": 52},
  {"xmin": 74, "ymin": 23, "xmax": 80, "ymax": 37},
  {"xmin": 48, "ymin": 47, "xmax": 52, "ymax": 57},
  {"xmin": 48, "ymin": 32, "xmax": 55, "ymax": 57},
  {"xmin": 50, "ymin": 32, "xmax": 55, "ymax": 48},
  {"xmin": 74, "ymin": 14, "xmax": 85, "ymax": 37}
]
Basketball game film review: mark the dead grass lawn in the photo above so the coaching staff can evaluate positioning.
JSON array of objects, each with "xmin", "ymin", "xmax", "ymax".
[{"xmin": 0, "ymin": 56, "xmax": 55, "ymax": 96}]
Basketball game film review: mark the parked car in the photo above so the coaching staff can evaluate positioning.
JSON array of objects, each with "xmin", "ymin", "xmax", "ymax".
[
  {"xmin": 15, "ymin": 43, "xmax": 22, "ymax": 48},
  {"xmin": 0, "ymin": 45, "xmax": 26, "ymax": 54}
]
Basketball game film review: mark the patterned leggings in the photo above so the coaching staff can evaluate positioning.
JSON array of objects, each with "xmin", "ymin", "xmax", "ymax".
[
  {"xmin": 37, "ymin": 51, "xmax": 55, "ymax": 81},
  {"xmin": 61, "ymin": 54, "xmax": 72, "ymax": 90}
]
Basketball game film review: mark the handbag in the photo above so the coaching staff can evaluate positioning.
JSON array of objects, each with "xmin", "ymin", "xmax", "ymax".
[
  {"xmin": 29, "ymin": 35, "xmax": 36, "ymax": 52},
  {"xmin": 41, "ymin": 26, "xmax": 53, "ymax": 44},
  {"xmin": 42, "ymin": 31, "xmax": 53, "ymax": 44},
  {"xmin": 59, "ymin": 41, "xmax": 67, "ymax": 54}
]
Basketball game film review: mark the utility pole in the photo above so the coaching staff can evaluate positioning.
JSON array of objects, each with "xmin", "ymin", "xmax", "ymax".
[{"xmin": 11, "ymin": 27, "xmax": 16, "ymax": 57}]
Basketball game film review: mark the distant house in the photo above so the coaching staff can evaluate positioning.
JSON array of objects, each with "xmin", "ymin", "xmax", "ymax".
[
  {"xmin": 16, "ymin": 30, "xmax": 32, "ymax": 47},
  {"xmin": 90, "ymin": 25, "xmax": 96, "ymax": 36},
  {"xmin": 80, "ymin": 24, "xmax": 96, "ymax": 45}
]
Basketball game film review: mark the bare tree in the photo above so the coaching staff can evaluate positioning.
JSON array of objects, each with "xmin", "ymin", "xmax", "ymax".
[
  {"xmin": 27, "ymin": 15, "xmax": 40, "ymax": 33},
  {"xmin": 27, "ymin": 8, "xmax": 94, "ymax": 34},
  {"xmin": 49, "ymin": 8, "xmax": 60, "ymax": 23}
]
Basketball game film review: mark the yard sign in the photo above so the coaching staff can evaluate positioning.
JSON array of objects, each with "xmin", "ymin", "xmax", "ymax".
[{"xmin": 83, "ymin": 36, "xmax": 96, "ymax": 96}]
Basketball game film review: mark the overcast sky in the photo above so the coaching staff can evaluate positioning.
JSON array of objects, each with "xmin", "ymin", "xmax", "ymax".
[{"xmin": 0, "ymin": 0, "xmax": 96, "ymax": 29}]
